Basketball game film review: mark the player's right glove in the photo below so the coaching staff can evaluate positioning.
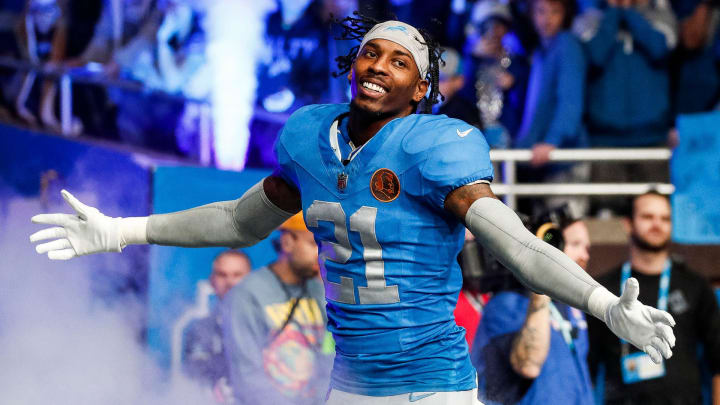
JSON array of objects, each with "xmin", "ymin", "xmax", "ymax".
[
  {"xmin": 602, "ymin": 277, "xmax": 676, "ymax": 363},
  {"xmin": 29, "ymin": 190, "xmax": 145, "ymax": 260}
]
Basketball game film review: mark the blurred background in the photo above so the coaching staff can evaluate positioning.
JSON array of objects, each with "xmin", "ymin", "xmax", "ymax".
[{"xmin": 0, "ymin": 0, "xmax": 719, "ymax": 403}]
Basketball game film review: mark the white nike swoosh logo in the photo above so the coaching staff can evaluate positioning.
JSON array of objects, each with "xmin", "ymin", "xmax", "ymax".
[
  {"xmin": 409, "ymin": 392, "xmax": 436, "ymax": 402},
  {"xmin": 457, "ymin": 128, "xmax": 472, "ymax": 138}
]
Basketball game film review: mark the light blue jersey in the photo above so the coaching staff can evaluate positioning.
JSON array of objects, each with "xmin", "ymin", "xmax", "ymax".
[{"xmin": 275, "ymin": 103, "xmax": 493, "ymax": 396}]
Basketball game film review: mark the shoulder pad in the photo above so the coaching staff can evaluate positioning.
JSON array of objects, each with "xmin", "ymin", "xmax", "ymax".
[{"xmin": 400, "ymin": 114, "xmax": 485, "ymax": 155}]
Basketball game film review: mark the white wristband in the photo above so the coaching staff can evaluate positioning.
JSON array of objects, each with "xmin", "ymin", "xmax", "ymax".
[
  {"xmin": 587, "ymin": 286, "xmax": 618, "ymax": 322},
  {"xmin": 119, "ymin": 217, "xmax": 149, "ymax": 249}
]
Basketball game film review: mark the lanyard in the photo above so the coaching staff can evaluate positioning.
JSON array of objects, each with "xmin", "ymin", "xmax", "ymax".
[
  {"xmin": 267, "ymin": 267, "xmax": 322, "ymax": 351},
  {"xmin": 620, "ymin": 259, "xmax": 672, "ymax": 311},
  {"xmin": 549, "ymin": 302, "xmax": 575, "ymax": 351},
  {"xmin": 619, "ymin": 259, "xmax": 671, "ymax": 352}
]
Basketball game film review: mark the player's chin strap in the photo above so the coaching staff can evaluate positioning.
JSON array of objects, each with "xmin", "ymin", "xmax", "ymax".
[
  {"xmin": 146, "ymin": 180, "xmax": 294, "ymax": 248},
  {"xmin": 464, "ymin": 197, "xmax": 613, "ymax": 319}
]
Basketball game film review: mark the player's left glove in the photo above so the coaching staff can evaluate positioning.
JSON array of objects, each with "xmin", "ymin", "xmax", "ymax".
[{"xmin": 600, "ymin": 278, "xmax": 676, "ymax": 363}]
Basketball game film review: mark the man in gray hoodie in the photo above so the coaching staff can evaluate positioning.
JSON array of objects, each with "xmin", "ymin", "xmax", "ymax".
[{"xmin": 222, "ymin": 213, "xmax": 332, "ymax": 405}]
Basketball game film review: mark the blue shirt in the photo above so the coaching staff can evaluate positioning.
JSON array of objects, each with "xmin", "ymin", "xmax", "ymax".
[
  {"xmin": 472, "ymin": 292, "xmax": 594, "ymax": 405},
  {"xmin": 585, "ymin": 7, "xmax": 674, "ymax": 146},
  {"xmin": 515, "ymin": 31, "xmax": 587, "ymax": 149},
  {"xmin": 275, "ymin": 103, "xmax": 494, "ymax": 396}
]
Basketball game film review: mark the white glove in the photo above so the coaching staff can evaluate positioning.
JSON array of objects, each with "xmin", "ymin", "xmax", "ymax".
[
  {"xmin": 603, "ymin": 277, "xmax": 676, "ymax": 363},
  {"xmin": 29, "ymin": 190, "xmax": 146, "ymax": 260}
]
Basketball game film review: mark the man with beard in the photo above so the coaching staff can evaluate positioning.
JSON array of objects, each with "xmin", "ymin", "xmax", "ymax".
[
  {"xmin": 31, "ymin": 16, "xmax": 676, "ymax": 405},
  {"xmin": 588, "ymin": 192, "xmax": 720, "ymax": 405}
]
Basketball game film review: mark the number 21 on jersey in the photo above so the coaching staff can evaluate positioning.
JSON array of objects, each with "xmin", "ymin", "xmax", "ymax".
[{"xmin": 306, "ymin": 200, "xmax": 399, "ymax": 305}]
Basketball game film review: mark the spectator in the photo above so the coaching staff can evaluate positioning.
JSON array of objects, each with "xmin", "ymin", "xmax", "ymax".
[
  {"xmin": 12, "ymin": 0, "xmax": 76, "ymax": 133},
  {"xmin": 154, "ymin": 0, "xmax": 208, "ymax": 97},
  {"xmin": 509, "ymin": 0, "xmax": 542, "ymax": 54},
  {"xmin": 103, "ymin": 1, "xmax": 196, "ymax": 152},
  {"xmin": 181, "ymin": 250, "xmax": 252, "ymax": 403},
  {"xmin": 445, "ymin": 0, "xmax": 478, "ymax": 51},
  {"xmin": 515, "ymin": 0, "xmax": 588, "ymax": 216},
  {"xmin": 670, "ymin": 0, "xmax": 720, "ymax": 116},
  {"xmin": 0, "ymin": 1, "xmax": 22, "ymax": 117},
  {"xmin": 434, "ymin": 47, "xmax": 483, "ymax": 129},
  {"xmin": 68, "ymin": 0, "xmax": 157, "ymax": 68},
  {"xmin": 387, "ymin": 0, "xmax": 458, "ymax": 47},
  {"xmin": 154, "ymin": 0, "xmax": 211, "ymax": 159},
  {"xmin": 222, "ymin": 213, "xmax": 332, "ymax": 405},
  {"xmin": 578, "ymin": 0, "xmax": 677, "ymax": 149},
  {"xmin": 588, "ymin": 191, "xmax": 720, "ymax": 404},
  {"xmin": 471, "ymin": 210, "xmax": 595, "ymax": 404},
  {"xmin": 459, "ymin": 0, "xmax": 530, "ymax": 148},
  {"xmin": 66, "ymin": 0, "xmax": 162, "ymax": 141},
  {"xmin": 247, "ymin": 0, "xmax": 333, "ymax": 168},
  {"xmin": 62, "ymin": 0, "xmax": 102, "ymax": 59}
]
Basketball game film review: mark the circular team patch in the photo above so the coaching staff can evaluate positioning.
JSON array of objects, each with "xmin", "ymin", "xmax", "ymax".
[{"xmin": 370, "ymin": 168, "xmax": 400, "ymax": 202}]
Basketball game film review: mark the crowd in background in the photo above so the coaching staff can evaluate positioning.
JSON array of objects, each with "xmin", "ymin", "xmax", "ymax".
[
  {"xmin": 0, "ymin": 0, "xmax": 718, "ymax": 173},
  {"xmin": 183, "ymin": 194, "xmax": 720, "ymax": 405},
  {"xmin": 0, "ymin": 0, "xmax": 210, "ymax": 149},
  {"xmin": 1, "ymin": 1, "xmax": 719, "ymax": 404}
]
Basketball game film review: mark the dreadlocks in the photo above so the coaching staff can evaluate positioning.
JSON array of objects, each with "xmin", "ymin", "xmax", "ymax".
[{"xmin": 332, "ymin": 12, "xmax": 445, "ymax": 114}]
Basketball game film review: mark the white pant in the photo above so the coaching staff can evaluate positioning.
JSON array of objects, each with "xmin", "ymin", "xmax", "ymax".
[{"xmin": 325, "ymin": 388, "xmax": 484, "ymax": 405}]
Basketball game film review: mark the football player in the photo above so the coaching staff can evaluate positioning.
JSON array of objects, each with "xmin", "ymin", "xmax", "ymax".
[{"xmin": 30, "ymin": 15, "xmax": 675, "ymax": 405}]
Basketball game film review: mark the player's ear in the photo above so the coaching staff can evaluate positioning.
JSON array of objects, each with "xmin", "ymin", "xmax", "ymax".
[
  {"xmin": 413, "ymin": 79, "xmax": 429, "ymax": 103},
  {"xmin": 347, "ymin": 70, "xmax": 352, "ymax": 84}
]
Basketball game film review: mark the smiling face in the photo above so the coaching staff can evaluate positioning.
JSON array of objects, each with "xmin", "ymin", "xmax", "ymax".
[{"xmin": 348, "ymin": 39, "xmax": 429, "ymax": 118}]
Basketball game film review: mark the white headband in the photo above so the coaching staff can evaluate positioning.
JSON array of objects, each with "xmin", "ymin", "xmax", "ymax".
[{"xmin": 357, "ymin": 21, "xmax": 430, "ymax": 79}]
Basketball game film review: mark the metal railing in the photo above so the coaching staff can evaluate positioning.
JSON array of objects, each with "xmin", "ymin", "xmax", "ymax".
[
  {"xmin": 1, "ymin": 58, "xmax": 675, "ymax": 205},
  {"xmin": 490, "ymin": 148, "xmax": 674, "ymax": 210},
  {"xmin": 0, "ymin": 58, "xmax": 216, "ymax": 164}
]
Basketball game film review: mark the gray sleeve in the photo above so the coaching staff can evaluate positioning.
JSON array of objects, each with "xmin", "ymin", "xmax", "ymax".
[
  {"xmin": 147, "ymin": 181, "xmax": 294, "ymax": 247},
  {"xmin": 465, "ymin": 197, "xmax": 601, "ymax": 312}
]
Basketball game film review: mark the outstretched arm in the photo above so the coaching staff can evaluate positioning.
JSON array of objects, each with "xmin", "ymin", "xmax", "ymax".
[
  {"xmin": 30, "ymin": 175, "xmax": 301, "ymax": 259},
  {"xmin": 445, "ymin": 183, "xmax": 675, "ymax": 362}
]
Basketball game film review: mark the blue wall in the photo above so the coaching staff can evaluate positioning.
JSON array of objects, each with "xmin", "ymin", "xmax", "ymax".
[{"xmin": 147, "ymin": 165, "xmax": 277, "ymax": 368}]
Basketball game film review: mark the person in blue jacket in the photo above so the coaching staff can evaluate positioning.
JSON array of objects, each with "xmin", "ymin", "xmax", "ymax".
[
  {"xmin": 579, "ymin": 0, "xmax": 677, "ymax": 147},
  {"xmin": 574, "ymin": 0, "xmax": 677, "ymax": 214},
  {"xmin": 472, "ymin": 214, "xmax": 595, "ymax": 405},
  {"xmin": 514, "ymin": 0, "xmax": 589, "ymax": 216},
  {"xmin": 514, "ymin": 0, "xmax": 587, "ymax": 161},
  {"xmin": 669, "ymin": 0, "xmax": 720, "ymax": 116}
]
